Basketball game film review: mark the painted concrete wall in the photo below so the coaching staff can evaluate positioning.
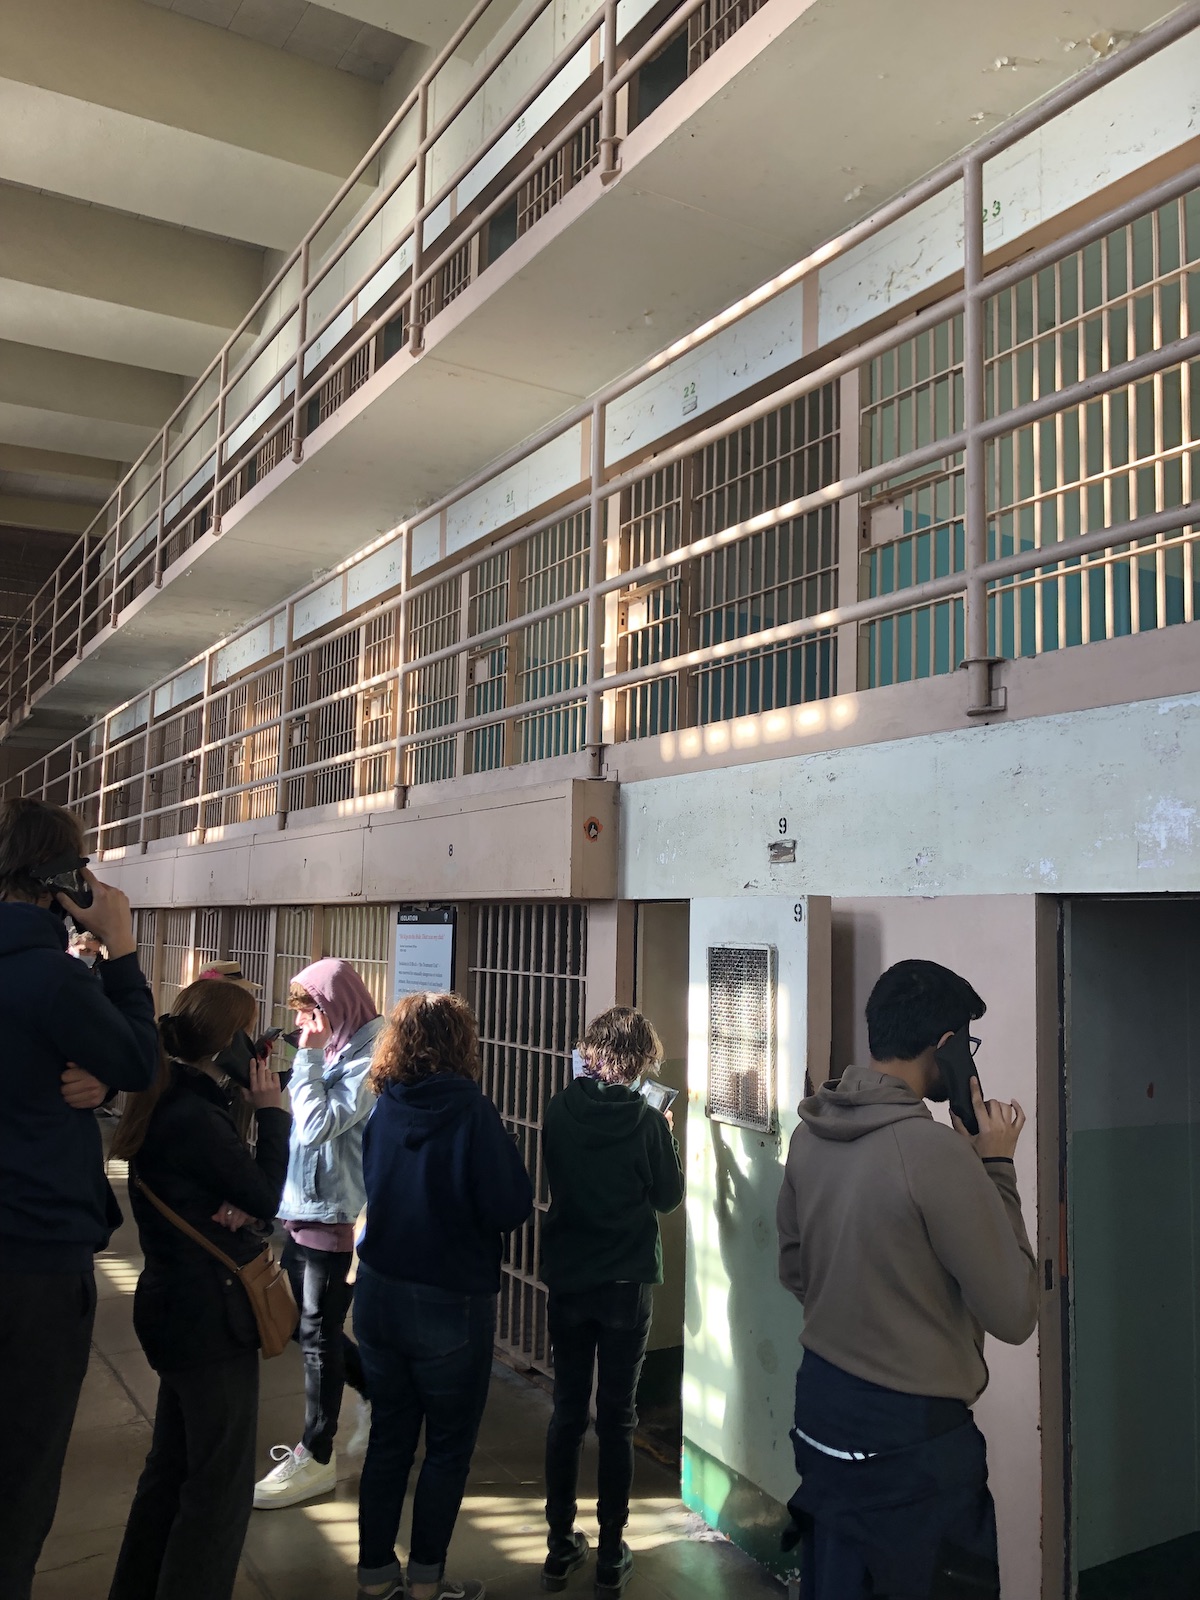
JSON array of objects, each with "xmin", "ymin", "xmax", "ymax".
[
  {"xmin": 681, "ymin": 895, "xmax": 830, "ymax": 1558},
  {"xmin": 635, "ymin": 900, "xmax": 690, "ymax": 1356},
  {"xmin": 1068, "ymin": 900, "xmax": 1200, "ymax": 1574},
  {"xmin": 619, "ymin": 690, "xmax": 1200, "ymax": 903}
]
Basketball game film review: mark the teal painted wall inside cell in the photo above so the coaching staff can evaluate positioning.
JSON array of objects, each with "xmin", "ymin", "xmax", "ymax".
[
  {"xmin": 1068, "ymin": 901, "xmax": 1200, "ymax": 1574},
  {"xmin": 681, "ymin": 1436, "xmax": 796, "ymax": 1581}
]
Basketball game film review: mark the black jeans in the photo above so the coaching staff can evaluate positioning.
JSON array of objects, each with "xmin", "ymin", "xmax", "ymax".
[
  {"xmin": 108, "ymin": 1350, "xmax": 260, "ymax": 1600},
  {"xmin": 283, "ymin": 1238, "xmax": 366, "ymax": 1463},
  {"xmin": 0, "ymin": 1269, "xmax": 96, "ymax": 1600},
  {"xmin": 789, "ymin": 1353, "xmax": 999, "ymax": 1600},
  {"xmin": 354, "ymin": 1263, "xmax": 496, "ymax": 1589},
  {"xmin": 544, "ymin": 1282, "xmax": 653, "ymax": 1554}
]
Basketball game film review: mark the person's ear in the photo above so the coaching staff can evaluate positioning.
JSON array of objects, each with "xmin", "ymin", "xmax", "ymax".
[{"xmin": 935, "ymin": 1031, "xmax": 953, "ymax": 1050}]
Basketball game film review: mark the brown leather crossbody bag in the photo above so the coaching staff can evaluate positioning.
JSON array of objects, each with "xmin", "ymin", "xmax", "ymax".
[{"xmin": 134, "ymin": 1175, "xmax": 298, "ymax": 1358}]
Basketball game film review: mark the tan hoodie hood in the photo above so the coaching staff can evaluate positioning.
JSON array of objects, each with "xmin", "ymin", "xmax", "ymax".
[{"xmin": 798, "ymin": 1064, "xmax": 932, "ymax": 1141}]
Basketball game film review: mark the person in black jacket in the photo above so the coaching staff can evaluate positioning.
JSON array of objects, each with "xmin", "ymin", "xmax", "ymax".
[
  {"xmin": 355, "ymin": 991, "xmax": 534, "ymax": 1600},
  {"xmin": 106, "ymin": 978, "xmax": 291, "ymax": 1600},
  {"xmin": 539, "ymin": 1008, "xmax": 684, "ymax": 1597},
  {"xmin": 0, "ymin": 797, "xmax": 158, "ymax": 1600}
]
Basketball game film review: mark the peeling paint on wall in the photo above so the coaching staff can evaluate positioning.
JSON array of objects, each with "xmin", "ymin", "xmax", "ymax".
[{"xmin": 1136, "ymin": 795, "xmax": 1197, "ymax": 873}]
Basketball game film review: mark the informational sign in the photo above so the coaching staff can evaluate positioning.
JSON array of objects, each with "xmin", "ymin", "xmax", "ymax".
[{"xmin": 393, "ymin": 906, "xmax": 456, "ymax": 1002}]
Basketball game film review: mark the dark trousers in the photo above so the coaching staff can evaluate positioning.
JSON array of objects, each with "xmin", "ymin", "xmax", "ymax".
[
  {"xmin": 107, "ymin": 1351, "xmax": 260, "ymax": 1600},
  {"xmin": 0, "ymin": 1269, "xmax": 96, "ymax": 1600},
  {"xmin": 354, "ymin": 1263, "xmax": 496, "ymax": 1588},
  {"xmin": 283, "ymin": 1238, "xmax": 366, "ymax": 1464},
  {"xmin": 789, "ymin": 1354, "xmax": 999, "ymax": 1600},
  {"xmin": 544, "ymin": 1282, "xmax": 653, "ymax": 1554}
]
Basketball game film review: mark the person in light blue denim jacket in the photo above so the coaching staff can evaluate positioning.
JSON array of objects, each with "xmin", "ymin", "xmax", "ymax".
[{"xmin": 253, "ymin": 958, "xmax": 383, "ymax": 1511}]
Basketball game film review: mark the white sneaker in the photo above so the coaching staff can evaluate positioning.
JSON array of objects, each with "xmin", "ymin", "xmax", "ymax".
[
  {"xmin": 253, "ymin": 1443, "xmax": 338, "ymax": 1509},
  {"xmin": 345, "ymin": 1396, "xmax": 371, "ymax": 1459}
]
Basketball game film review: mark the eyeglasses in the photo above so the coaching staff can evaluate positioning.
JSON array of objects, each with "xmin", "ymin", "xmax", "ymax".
[{"xmin": 968, "ymin": 1035, "xmax": 982, "ymax": 1057}]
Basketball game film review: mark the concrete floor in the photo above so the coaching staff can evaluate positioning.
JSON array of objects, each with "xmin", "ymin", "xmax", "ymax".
[{"xmin": 35, "ymin": 1170, "xmax": 784, "ymax": 1600}]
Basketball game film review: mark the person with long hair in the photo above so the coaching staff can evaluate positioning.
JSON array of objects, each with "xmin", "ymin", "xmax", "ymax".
[
  {"xmin": 106, "ymin": 979, "xmax": 290, "ymax": 1600},
  {"xmin": 254, "ymin": 957, "xmax": 383, "ymax": 1507},
  {"xmin": 539, "ymin": 1008, "xmax": 684, "ymax": 1597},
  {"xmin": 355, "ymin": 992, "xmax": 533, "ymax": 1600}
]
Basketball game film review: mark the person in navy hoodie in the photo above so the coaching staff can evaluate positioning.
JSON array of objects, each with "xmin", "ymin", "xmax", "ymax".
[
  {"xmin": 354, "ymin": 991, "xmax": 534, "ymax": 1600},
  {"xmin": 0, "ymin": 798, "xmax": 158, "ymax": 1600}
]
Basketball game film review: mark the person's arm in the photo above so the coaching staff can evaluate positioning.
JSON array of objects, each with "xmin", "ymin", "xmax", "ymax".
[
  {"xmin": 902, "ymin": 1129, "xmax": 1038, "ymax": 1344},
  {"xmin": 470, "ymin": 1096, "xmax": 534, "ymax": 1233},
  {"xmin": 287, "ymin": 1042, "xmax": 376, "ymax": 1148},
  {"xmin": 43, "ymin": 954, "xmax": 158, "ymax": 1091},
  {"xmin": 647, "ymin": 1116, "xmax": 684, "ymax": 1213},
  {"xmin": 776, "ymin": 1134, "xmax": 807, "ymax": 1303}
]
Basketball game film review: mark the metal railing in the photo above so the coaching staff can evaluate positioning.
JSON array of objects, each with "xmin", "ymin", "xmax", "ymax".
[
  {"xmin": 4, "ymin": 8, "xmax": 1200, "ymax": 850},
  {"xmin": 0, "ymin": 0, "xmax": 776, "ymax": 731}
]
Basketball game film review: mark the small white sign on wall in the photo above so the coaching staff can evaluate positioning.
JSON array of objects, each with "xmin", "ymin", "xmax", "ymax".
[{"xmin": 393, "ymin": 907, "xmax": 456, "ymax": 1002}]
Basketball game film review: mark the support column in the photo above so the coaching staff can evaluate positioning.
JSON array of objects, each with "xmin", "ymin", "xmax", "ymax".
[{"xmin": 584, "ymin": 899, "xmax": 636, "ymax": 1016}]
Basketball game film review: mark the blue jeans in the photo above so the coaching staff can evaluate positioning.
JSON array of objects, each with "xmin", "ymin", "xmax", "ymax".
[{"xmin": 354, "ymin": 1263, "xmax": 496, "ymax": 1588}]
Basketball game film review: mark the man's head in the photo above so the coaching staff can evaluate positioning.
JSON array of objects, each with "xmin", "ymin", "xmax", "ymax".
[
  {"xmin": 865, "ymin": 959, "xmax": 985, "ymax": 1101},
  {"xmin": 0, "ymin": 798, "xmax": 86, "ymax": 907}
]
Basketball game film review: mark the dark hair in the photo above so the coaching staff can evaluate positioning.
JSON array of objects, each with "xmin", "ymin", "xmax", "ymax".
[
  {"xmin": 370, "ymin": 992, "xmax": 481, "ymax": 1091},
  {"xmin": 158, "ymin": 979, "xmax": 257, "ymax": 1061},
  {"xmin": 0, "ymin": 798, "xmax": 84, "ymax": 902},
  {"xmin": 577, "ymin": 1006, "xmax": 663, "ymax": 1086},
  {"xmin": 865, "ymin": 959, "xmax": 986, "ymax": 1062},
  {"xmin": 110, "ymin": 980, "xmax": 257, "ymax": 1161}
]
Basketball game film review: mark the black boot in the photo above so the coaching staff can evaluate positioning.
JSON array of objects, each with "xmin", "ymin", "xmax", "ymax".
[
  {"xmin": 594, "ymin": 1540, "xmax": 633, "ymax": 1597},
  {"xmin": 542, "ymin": 1531, "xmax": 589, "ymax": 1592}
]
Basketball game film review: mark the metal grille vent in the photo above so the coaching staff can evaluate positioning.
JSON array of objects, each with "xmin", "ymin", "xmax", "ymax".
[{"xmin": 707, "ymin": 943, "xmax": 775, "ymax": 1131}]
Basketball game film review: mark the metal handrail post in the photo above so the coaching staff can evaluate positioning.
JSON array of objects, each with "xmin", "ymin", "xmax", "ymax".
[
  {"xmin": 109, "ymin": 482, "xmax": 123, "ymax": 629},
  {"xmin": 961, "ymin": 155, "xmax": 994, "ymax": 715},
  {"xmin": 410, "ymin": 82, "xmax": 429, "ymax": 356},
  {"xmin": 292, "ymin": 241, "xmax": 311, "ymax": 464},
  {"xmin": 154, "ymin": 426, "xmax": 170, "ymax": 587},
  {"xmin": 585, "ymin": 400, "xmax": 607, "ymax": 753},
  {"xmin": 275, "ymin": 602, "xmax": 295, "ymax": 826},
  {"xmin": 393, "ymin": 532, "xmax": 411, "ymax": 804},
  {"xmin": 213, "ymin": 346, "xmax": 230, "ymax": 534},
  {"xmin": 599, "ymin": 0, "xmax": 620, "ymax": 178}
]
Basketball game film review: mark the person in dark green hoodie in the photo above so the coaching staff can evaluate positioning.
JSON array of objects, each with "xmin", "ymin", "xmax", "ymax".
[{"xmin": 539, "ymin": 1007, "xmax": 684, "ymax": 1598}]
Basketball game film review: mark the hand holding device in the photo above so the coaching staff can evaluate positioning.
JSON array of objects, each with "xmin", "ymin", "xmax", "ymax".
[
  {"xmin": 953, "ymin": 1079, "xmax": 1026, "ymax": 1161},
  {"xmin": 639, "ymin": 1081, "xmax": 679, "ymax": 1115},
  {"xmin": 247, "ymin": 1060, "xmax": 283, "ymax": 1112},
  {"xmin": 295, "ymin": 1004, "xmax": 330, "ymax": 1052},
  {"xmin": 55, "ymin": 869, "xmax": 136, "ymax": 960}
]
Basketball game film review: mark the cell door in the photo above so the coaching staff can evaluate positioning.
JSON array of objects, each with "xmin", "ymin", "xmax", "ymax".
[{"xmin": 1064, "ymin": 898, "xmax": 1200, "ymax": 1600}]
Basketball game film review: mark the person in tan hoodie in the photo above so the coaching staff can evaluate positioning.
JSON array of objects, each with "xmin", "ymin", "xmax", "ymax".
[{"xmin": 776, "ymin": 959, "xmax": 1037, "ymax": 1600}]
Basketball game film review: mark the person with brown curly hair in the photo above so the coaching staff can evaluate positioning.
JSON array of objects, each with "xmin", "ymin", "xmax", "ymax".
[
  {"xmin": 538, "ymin": 1007, "xmax": 684, "ymax": 1597},
  {"xmin": 354, "ymin": 991, "xmax": 533, "ymax": 1600}
]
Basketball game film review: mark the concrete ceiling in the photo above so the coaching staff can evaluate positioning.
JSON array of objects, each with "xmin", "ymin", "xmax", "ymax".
[
  {"xmin": 0, "ymin": 0, "xmax": 403, "ymax": 549},
  {"xmin": 142, "ymin": 0, "xmax": 411, "ymax": 83}
]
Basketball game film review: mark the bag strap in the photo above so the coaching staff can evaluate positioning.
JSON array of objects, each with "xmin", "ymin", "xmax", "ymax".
[{"xmin": 132, "ymin": 1169, "xmax": 243, "ymax": 1278}]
